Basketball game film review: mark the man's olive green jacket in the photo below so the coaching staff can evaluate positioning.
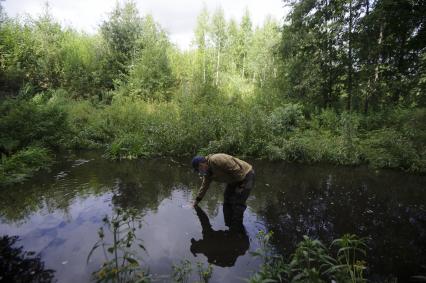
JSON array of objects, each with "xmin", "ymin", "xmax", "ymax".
[{"xmin": 196, "ymin": 153, "xmax": 253, "ymax": 201}]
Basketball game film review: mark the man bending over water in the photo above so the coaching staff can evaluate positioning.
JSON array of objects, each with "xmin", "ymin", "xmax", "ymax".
[{"xmin": 191, "ymin": 153, "xmax": 255, "ymax": 230}]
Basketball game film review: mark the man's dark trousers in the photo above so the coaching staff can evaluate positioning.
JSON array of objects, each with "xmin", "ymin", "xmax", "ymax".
[{"xmin": 223, "ymin": 170, "xmax": 255, "ymax": 230}]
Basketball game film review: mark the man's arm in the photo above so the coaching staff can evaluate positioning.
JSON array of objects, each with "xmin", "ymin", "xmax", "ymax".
[{"xmin": 193, "ymin": 176, "xmax": 212, "ymax": 206}]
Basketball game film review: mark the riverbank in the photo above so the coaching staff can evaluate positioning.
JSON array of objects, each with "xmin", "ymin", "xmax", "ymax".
[{"xmin": 1, "ymin": 92, "xmax": 425, "ymax": 186}]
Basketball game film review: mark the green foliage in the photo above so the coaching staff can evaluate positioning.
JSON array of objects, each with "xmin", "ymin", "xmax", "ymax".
[
  {"xmin": 287, "ymin": 236, "xmax": 335, "ymax": 282},
  {"xmin": 279, "ymin": 0, "xmax": 425, "ymax": 111},
  {"xmin": 56, "ymin": 97, "xmax": 112, "ymax": 149},
  {"xmin": 100, "ymin": 0, "xmax": 144, "ymax": 80},
  {"xmin": 171, "ymin": 260, "xmax": 213, "ymax": 283},
  {"xmin": 248, "ymin": 231, "xmax": 367, "ymax": 283},
  {"xmin": 267, "ymin": 104, "xmax": 305, "ymax": 136},
  {"xmin": 0, "ymin": 13, "xmax": 110, "ymax": 97},
  {"xmin": 0, "ymin": 97, "xmax": 68, "ymax": 185},
  {"xmin": 331, "ymin": 234, "xmax": 368, "ymax": 283},
  {"xmin": 266, "ymin": 130, "xmax": 354, "ymax": 164},
  {"xmin": 0, "ymin": 1, "xmax": 424, "ymax": 178},
  {"xmin": 172, "ymin": 259, "xmax": 193, "ymax": 283},
  {"xmin": 0, "ymin": 146, "xmax": 52, "ymax": 186},
  {"xmin": 59, "ymin": 31, "xmax": 108, "ymax": 97},
  {"xmin": 46, "ymin": 93, "xmax": 424, "ymax": 172},
  {"xmin": 0, "ymin": 98, "xmax": 68, "ymax": 154},
  {"xmin": 117, "ymin": 16, "xmax": 174, "ymax": 101},
  {"xmin": 87, "ymin": 208, "xmax": 150, "ymax": 283},
  {"xmin": 361, "ymin": 128, "xmax": 422, "ymax": 171},
  {"xmin": 196, "ymin": 262, "xmax": 213, "ymax": 283}
]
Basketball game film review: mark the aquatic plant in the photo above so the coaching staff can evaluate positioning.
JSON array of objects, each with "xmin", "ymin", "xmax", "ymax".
[
  {"xmin": 248, "ymin": 230, "xmax": 368, "ymax": 283},
  {"xmin": 171, "ymin": 260, "xmax": 213, "ymax": 283},
  {"xmin": 248, "ymin": 231, "xmax": 289, "ymax": 283},
  {"xmin": 330, "ymin": 234, "xmax": 367, "ymax": 283},
  {"xmin": 87, "ymin": 208, "xmax": 150, "ymax": 283},
  {"xmin": 172, "ymin": 259, "xmax": 192, "ymax": 283},
  {"xmin": 196, "ymin": 261, "xmax": 213, "ymax": 283}
]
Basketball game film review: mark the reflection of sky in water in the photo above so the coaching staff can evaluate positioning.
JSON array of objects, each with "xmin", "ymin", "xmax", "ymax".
[
  {"xmin": 1, "ymin": 152, "xmax": 425, "ymax": 282},
  {"xmin": 0, "ymin": 193, "xmax": 114, "ymax": 282},
  {"xmin": 137, "ymin": 190, "xmax": 264, "ymax": 282},
  {"xmin": 0, "ymin": 188, "xmax": 263, "ymax": 283}
]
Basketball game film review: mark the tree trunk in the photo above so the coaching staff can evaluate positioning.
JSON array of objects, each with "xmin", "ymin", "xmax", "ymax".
[
  {"xmin": 364, "ymin": 0, "xmax": 370, "ymax": 113},
  {"xmin": 327, "ymin": 0, "xmax": 333, "ymax": 108},
  {"xmin": 371, "ymin": 24, "xmax": 383, "ymax": 108},
  {"xmin": 347, "ymin": 0, "xmax": 353, "ymax": 111},
  {"xmin": 216, "ymin": 47, "xmax": 220, "ymax": 86},
  {"xmin": 242, "ymin": 53, "xmax": 245, "ymax": 78},
  {"xmin": 203, "ymin": 50, "xmax": 206, "ymax": 84}
]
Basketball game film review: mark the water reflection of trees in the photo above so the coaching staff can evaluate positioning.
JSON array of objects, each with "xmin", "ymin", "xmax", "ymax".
[
  {"xmin": 2, "ymin": 153, "xmax": 425, "ymax": 281},
  {"xmin": 0, "ymin": 153, "xmax": 118, "ymax": 223},
  {"xmin": 0, "ymin": 154, "xmax": 198, "ymax": 223},
  {"xmin": 110, "ymin": 158, "xmax": 225, "ymax": 217},
  {"xmin": 0, "ymin": 235, "xmax": 55, "ymax": 282},
  {"xmin": 250, "ymin": 162, "xmax": 426, "ymax": 281},
  {"xmin": 0, "ymin": 152, "xmax": 241, "ymax": 224},
  {"xmin": 110, "ymin": 159, "xmax": 191, "ymax": 213}
]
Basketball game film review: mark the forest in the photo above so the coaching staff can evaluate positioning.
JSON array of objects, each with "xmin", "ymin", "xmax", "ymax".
[{"xmin": 0, "ymin": 0, "xmax": 425, "ymax": 185}]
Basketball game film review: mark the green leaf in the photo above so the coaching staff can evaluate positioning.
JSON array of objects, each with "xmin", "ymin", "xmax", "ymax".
[
  {"xmin": 126, "ymin": 256, "xmax": 139, "ymax": 265},
  {"xmin": 86, "ymin": 241, "xmax": 101, "ymax": 264},
  {"xmin": 138, "ymin": 243, "xmax": 146, "ymax": 251}
]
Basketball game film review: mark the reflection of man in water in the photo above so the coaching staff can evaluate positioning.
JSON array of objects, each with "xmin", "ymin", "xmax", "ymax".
[
  {"xmin": 191, "ymin": 153, "xmax": 255, "ymax": 229},
  {"xmin": 190, "ymin": 205, "xmax": 249, "ymax": 267}
]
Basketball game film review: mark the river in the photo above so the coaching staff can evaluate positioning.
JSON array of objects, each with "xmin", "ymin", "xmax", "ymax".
[{"xmin": 1, "ymin": 151, "xmax": 425, "ymax": 282}]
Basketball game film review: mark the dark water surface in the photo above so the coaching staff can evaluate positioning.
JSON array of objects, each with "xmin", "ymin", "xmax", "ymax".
[{"xmin": 1, "ymin": 151, "xmax": 425, "ymax": 282}]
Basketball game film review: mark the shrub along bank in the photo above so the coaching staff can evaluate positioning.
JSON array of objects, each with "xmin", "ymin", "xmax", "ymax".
[
  {"xmin": 3, "ymin": 89, "xmax": 424, "ymax": 187},
  {"xmin": 0, "ymin": 97, "xmax": 68, "ymax": 186},
  {"xmin": 1, "ymin": 89, "xmax": 425, "ymax": 186}
]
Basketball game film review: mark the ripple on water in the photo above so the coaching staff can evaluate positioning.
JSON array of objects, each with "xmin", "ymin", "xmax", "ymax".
[
  {"xmin": 1, "ymin": 154, "xmax": 425, "ymax": 283},
  {"xmin": 55, "ymin": 171, "xmax": 68, "ymax": 179},
  {"xmin": 71, "ymin": 159, "xmax": 92, "ymax": 167}
]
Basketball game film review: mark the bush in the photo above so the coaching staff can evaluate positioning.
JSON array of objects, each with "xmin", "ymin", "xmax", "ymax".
[
  {"xmin": 0, "ymin": 98, "xmax": 68, "ymax": 155},
  {"xmin": 61, "ymin": 95, "xmax": 424, "ymax": 173},
  {"xmin": 0, "ymin": 146, "xmax": 52, "ymax": 186},
  {"xmin": 9, "ymin": 89, "xmax": 420, "ymax": 174},
  {"xmin": 360, "ymin": 128, "xmax": 423, "ymax": 171},
  {"xmin": 0, "ymin": 97, "xmax": 68, "ymax": 186},
  {"xmin": 62, "ymin": 99, "xmax": 112, "ymax": 149},
  {"xmin": 265, "ymin": 130, "xmax": 361, "ymax": 165},
  {"xmin": 249, "ymin": 231, "xmax": 367, "ymax": 283},
  {"xmin": 267, "ymin": 103, "xmax": 305, "ymax": 136}
]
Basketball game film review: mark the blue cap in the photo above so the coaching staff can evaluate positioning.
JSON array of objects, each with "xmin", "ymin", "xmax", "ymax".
[{"xmin": 191, "ymin": 156, "xmax": 206, "ymax": 171}]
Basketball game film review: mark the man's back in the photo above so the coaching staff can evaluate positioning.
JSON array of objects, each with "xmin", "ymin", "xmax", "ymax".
[{"xmin": 206, "ymin": 153, "xmax": 252, "ymax": 184}]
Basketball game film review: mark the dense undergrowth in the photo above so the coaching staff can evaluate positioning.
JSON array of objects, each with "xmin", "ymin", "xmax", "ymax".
[
  {"xmin": 0, "ymin": 97, "xmax": 68, "ymax": 185},
  {"xmin": 1, "ymin": 0, "xmax": 425, "ymax": 186},
  {"xmin": 1, "ymin": 89, "xmax": 425, "ymax": 186},
  {"xmin": 60, "ymin": 89, "xmax": 426, "ymax": 171}
]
